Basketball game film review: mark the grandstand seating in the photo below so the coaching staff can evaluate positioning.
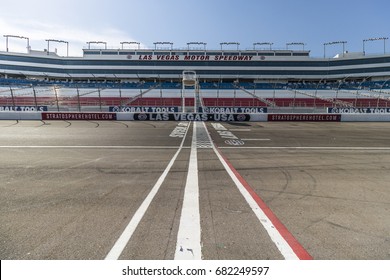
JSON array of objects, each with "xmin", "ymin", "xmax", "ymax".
[
  {"xmin": 2, "ymin": 78, "xmax": 390, "ymax": 91},
  {"xmin": 1, "ymin": 78, "xmax": 390, "ymax": 111},
  {"xmin": 202, "ymin": 98, "xmax": 268, "ymax": 107}
]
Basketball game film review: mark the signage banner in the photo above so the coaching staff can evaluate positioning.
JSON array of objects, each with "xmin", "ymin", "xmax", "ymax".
[
  {"xmin": 127, "ymin": 54, "xmax": 258, "ymax": 62},
  {"xmin": 42, "ymin": 112, "xmax": 117, "ymax": 121},
  {"xmin": 134, "ymin": 113, "xmax": 250, "ymax": 122},
  {"xmin": 0, "ymin": 106, "xmax": 48, "ymax": 112},
  {"xmin": 327, "ymin": 107, "xmax": 390, "ymax": 114},
  {"xmin": 109, "ymin": 106, "xmax": 179, "ymax": 113},
  {"xmin": 200, "ymin": 107, "xmax": 267, "ymax": 114},
  {"xmin": 268, "ymin": 114, "xmax": 341, "ymax": 122}
]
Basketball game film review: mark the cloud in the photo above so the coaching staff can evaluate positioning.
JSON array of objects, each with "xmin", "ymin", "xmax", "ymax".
[{"xmin": 0, "ymin": 17, "xmax": 144, "ymax": 56}]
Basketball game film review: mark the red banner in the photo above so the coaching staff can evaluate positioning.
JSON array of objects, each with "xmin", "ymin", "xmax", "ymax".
[
  {"xmin": 42, "ymin": 112, "xmax": 117, "ymax": 121},
  {"xmin": 268, "ymin": 114, "xmax": 341, "ymax": 122}
]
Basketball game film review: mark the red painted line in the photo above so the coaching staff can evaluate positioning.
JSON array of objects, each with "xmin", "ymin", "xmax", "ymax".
[{"xmin": 215, "ymin": 145, "xmax": 313, "ymax": 260}]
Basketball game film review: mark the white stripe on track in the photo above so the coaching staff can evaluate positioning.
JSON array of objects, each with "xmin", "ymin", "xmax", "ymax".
[
  {"xmin": 3, "ymin": 146, "xmax": 390, "ymax": 151},
  {"xmin": 219, "ymin": 146, "xmax": 390, "ymax": 150},
  {"xmin": 240, "ymin": 139, "xmax": 271, "ymax": 141},
  {"xmin": 0, "ymin": 146, "xmax": 181, "ymax": 149},
  {"xmin": 174, "ymin": 122, "xmax": 202, "ymax": 260},
  {"xmin": 104, "ymin": 123, "xmax": 190, "ymax": 260}
]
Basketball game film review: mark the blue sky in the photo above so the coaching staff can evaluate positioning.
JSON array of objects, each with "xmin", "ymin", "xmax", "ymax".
[{"xmin": 1, "ymin": 0, "xmax": 389, "ymax": 57}]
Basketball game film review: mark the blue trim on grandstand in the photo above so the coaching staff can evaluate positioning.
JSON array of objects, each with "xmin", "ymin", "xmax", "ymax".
[
  {"xmin": 1, "ymin": 50, "xmax": 390, "ymax": 80},
  {"xmin": 2, "ymin": 63, "xmax": 390, "ymax": 77},
  {"xmin": 2, "ymin": 52, "xmax": 390, "ymax": 67},
  {"xmin": 2, "ymin": 77, "xmax": 389, "ymax": 91}
]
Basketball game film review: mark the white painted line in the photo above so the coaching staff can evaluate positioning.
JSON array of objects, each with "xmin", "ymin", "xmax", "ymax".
[
  {"xmin": 169, "ymin": 122, "xmax": 189, "ymax": 138},
  {"xmin": 0, "ymin": 146, "xmax": 181, "ymax": 149},
  {"xmin": 4, "ymin": 145, "xmax": 390, "ymax": 151},
  {"xmin": 219, "ymin": 146, "xmax": 390, "ymax": 150},
  {"xmin": 240, "ymin": 138, "xmax": 271, "ymax": 141},
  {"xmin": 105, "ymin": 123, "xmax": 191, "ymax": 260},
  {"xmin": 211, "ymin": 123, "xmax": 227, "ymax": 131},
  {"xmin": 202, "ymin": 122, "xmax": 308, "ymax": 260},
  {"xmin": 229, "ymin": 129, "xmax": 251, "ymax": 132},
  {"xmin": 174, "ymin": 122, "xmax": 202, "ymax": 260}
]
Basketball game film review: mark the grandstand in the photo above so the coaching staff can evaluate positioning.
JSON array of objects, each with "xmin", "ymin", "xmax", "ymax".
[
  {"xmin": 2, "ymin": 79, "xmax": 390, "ymax": 113},
  {"xmin": 1, "ymin": 40, "xmax": 390, "ymax": 113}
]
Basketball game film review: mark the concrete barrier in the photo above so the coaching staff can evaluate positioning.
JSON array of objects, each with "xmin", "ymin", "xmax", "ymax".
[
  {"xmin": 0, "ymin": 112, "xmax": 42, "ymax": 120},
  {"xmin": 341, "ymin": 114, "xmax": 390, "ymax": 122},
  {"xmin": 116, "ymin": 113, "xmax": 135, "ymax": 121},
  {"xmin": 111, "ymin": 112, "xmax": 390, "ymax": 122}
]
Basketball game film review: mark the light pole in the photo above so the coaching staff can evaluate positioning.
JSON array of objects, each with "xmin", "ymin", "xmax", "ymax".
[
  {"xmin": 153, "ymin": 42, "xmax": 173, "ymax": 50},
  {"xmin": 363, "ymin": 37, "xmax": 388, "ymax": 55},
  {"xmin": 45, "ymin": 39, "xmax": 69, "ymax": 56},
  {"xmin": 253, "ymin": 42, "xmax": 273, "ymax": 50},
  {"xmin": 323, "ymin": 41, "xmax": 347, "ymax": 58},
  {"xmin": 86, "ymin": 41, "xmax": 107, "ymax": 49},
  {"xmin": 3, "ymin": 35, "xmax": 30, "ymax": 52},
  {"xmin": 220, "ymin": 42, "xmax": 240, "ymax": 51},
  {"xmin": 187, "ymin": 42, "xmax": 207, "ymax": 51},
  {"xmin": 120, "ymin": 42, "xmax": 140, "ymax": 49},
  {"xmin": 286, "ymin": 42, "xmax": 305, "ymax": 50}
]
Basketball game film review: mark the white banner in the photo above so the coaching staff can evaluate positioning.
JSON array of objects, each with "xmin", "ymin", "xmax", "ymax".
[
  {"xmin": 127, "ymin": 54, "xmax": 263, "ymax": 62},
  {"xmin": 2, "ymin": 260, "xmax": 388, "ymax": 280}
]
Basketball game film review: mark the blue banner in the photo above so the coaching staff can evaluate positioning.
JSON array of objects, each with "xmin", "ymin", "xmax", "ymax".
[
  {"xmin": 327, "ymin": 107, "xmax": 390, "ymax": 114},
  {"xmin": 109, "ymin": 106, "xmax": 179, "ymax": 113},
  {"xmin": 199, "ymin": 107, "xmax": 267, "ymax": 113},
  {"xmin": 0, "ymin": 106, "xmax": 48, "ymax": 112}
]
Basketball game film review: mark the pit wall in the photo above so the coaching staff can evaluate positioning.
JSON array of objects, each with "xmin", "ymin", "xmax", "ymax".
[
  {"xmin": 2, "ymin": 112, "xmax": 390, "ymax": 122},
  {"xmin": 0, "ymin": 112, "xmax": 42, "ymax": 120}
]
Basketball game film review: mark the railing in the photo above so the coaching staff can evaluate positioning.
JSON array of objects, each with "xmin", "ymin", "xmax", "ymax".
[{"xmin": 2, "ymin": 85, "xmax": 390, "ymax": 111}]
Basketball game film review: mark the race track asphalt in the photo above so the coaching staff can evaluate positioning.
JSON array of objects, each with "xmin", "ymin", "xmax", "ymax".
[{"xmin": 0, "ymin": 120, "xmax": 389, "ymax": 260}]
